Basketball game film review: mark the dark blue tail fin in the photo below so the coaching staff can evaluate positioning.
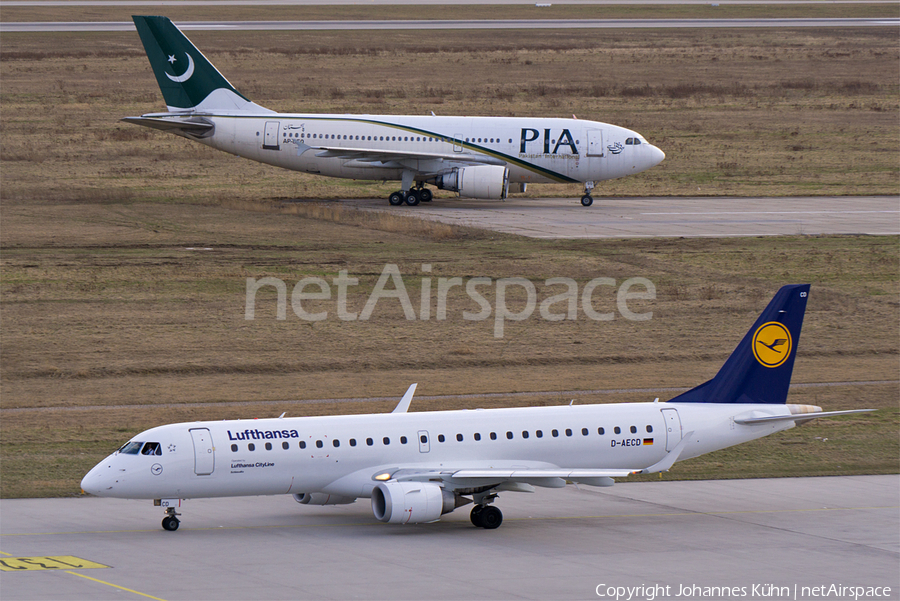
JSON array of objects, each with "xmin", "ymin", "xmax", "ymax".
[{"xmin": 669, "ymin": 284, "xmax": 810, "ymax": 405}]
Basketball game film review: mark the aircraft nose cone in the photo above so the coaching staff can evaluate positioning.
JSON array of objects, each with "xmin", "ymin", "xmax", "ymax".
[
  {"xmin": 81, "ymin": 462, "xmax": 114, "ymax": 496},
  {"xmin": 650, "ymin": 145, "xmax": 665, "ymax": 166}
]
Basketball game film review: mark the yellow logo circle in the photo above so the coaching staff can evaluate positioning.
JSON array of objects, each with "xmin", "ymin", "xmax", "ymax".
[{"xmin": 752, "ymin": 322, "xmax": 792, "ymax": 368}]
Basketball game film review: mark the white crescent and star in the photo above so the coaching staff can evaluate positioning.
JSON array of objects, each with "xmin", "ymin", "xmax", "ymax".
[{"xmin": 165, "ymin": 53, "xmax": 195, "ymax": 83}]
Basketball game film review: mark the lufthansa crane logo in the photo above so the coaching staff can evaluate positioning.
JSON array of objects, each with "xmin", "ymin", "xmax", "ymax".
[{"xmin": 752, "ymin": 322, "xmax": 792, "ymax": 368}]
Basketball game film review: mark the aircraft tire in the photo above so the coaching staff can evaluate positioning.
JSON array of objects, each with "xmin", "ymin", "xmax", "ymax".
[
  {"xmin": 480, "ymin": 506, "xmax": 502, "ymax": 529},
  {"xmin": 580, "ymin": 195, "xmax": 594, "ymax": 207},
  {"xmin": 419, "ymin": 188, "xmax": 433, "ymax": 202},
  {"xmin": 404, "ymin": 190, "xmax": 421, "ymax": 206},
  {"xmin": 162, "ymin": 516, "xmax": 180, "ymax": 531},
  {"xmin": 388, "ymin": 192, "xmax": 404, "ymax": 206},
  {"xmin": 470, "ymin": 505, "xmax": 485, "ymax": 527}
]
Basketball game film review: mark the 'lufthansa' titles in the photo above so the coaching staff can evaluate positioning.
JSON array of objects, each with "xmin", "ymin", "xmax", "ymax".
[{"xmin": 228, "ymin": 429, "xmax": 299, "ymax": 441}]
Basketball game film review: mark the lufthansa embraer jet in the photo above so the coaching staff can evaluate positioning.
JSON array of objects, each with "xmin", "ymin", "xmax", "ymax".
[
  {"xmin": 123, "ymin": 16, "xmax": 664, "ymax": 207},
  {"xmin": 82, "ymin": 285, "xmax": 872, "ymax": 531}
]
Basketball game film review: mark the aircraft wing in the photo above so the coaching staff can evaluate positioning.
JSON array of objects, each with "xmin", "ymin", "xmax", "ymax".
[
  {"xmin": 376, "ymin": 432, "xmax": 695, "ymax": 490},
  {"xmin": 380, "ymin": 466, "xmax": 636, "ymax": 490},
  {"xmin": 308, "ymin": 145, "xmax": 507, "ymax": 169},
  {"xmin": 121, "ymin": 116, "xmax": 214, "ymax": 135}
]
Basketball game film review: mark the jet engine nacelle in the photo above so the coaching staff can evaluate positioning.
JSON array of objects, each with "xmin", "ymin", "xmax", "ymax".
[
  {"xmin": 293, "ymin": 492, "xmax": 356, "ymax": 505},
  {"xmin": 436, "ymin": 165, "xmax": 509, "ymax": 200},
  {"xmin": 371, "ymin": 481, "xmax": 457, "ymax": 524}
]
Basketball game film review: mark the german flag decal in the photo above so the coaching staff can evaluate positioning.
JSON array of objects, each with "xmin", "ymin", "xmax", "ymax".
[{"xmin": 643, "ymin": 438, "xmax": 654, "ymax": 445}]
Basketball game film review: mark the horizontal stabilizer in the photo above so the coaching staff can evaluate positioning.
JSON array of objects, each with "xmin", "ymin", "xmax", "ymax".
[
  {"xmin": 121, "ymin": 116, "xmax": 213, "ymax": 135},
  {"xmin": 734, "ymin": 409, "xmax": 874, "ymax": 425}
]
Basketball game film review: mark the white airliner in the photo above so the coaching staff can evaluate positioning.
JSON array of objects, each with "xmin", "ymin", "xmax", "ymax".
[
  {"xmin": 82, "ymin": 285, "xmax": 872, "ymax": 531},
  {"xmin": 123, "ymin": 16, "xmax": 664, "ymax": 207}
]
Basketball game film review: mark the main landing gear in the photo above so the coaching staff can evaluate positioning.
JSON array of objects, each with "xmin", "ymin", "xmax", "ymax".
[
  {"xmin": 469, "ymin": 490, "xmax": 503, "ymax": 529},
  {"xmin": 580, "ymin": 180, "xmax": 595, "ymax": 207},
  {"xmin": 470, "ymin": 504, "xmax": 503, "ymax": 529},
  {"xmin": 161, "ymin": 506, "xmax": 180, "ymax": 531},
  {"xmin": 387, "ymin": 186, "xmax": 433, "ymax": 207}
]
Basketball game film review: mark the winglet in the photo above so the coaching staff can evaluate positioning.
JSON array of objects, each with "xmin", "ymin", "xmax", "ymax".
[
  {"xmin": 639, "ymin": 431, "xmax": 694, "ymax": 474},
  {"xmin": 392, "ymin": 384, "xmax": 417, "ymax": 414}
]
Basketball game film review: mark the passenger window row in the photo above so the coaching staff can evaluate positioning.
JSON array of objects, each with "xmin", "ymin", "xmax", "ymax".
[
  {"xmin": 229, "ymin": 425, "xmax": 653, "ymax": 453},
  {"xmin": 279, "ymin": 133, "xmax": 545, "ymax": 148},
  {"xmin": 283, "ymin": 132, "xmax": 445, "ymax": 143}
]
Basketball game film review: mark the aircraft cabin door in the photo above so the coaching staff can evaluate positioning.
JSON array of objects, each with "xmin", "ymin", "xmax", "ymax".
[
  {"xmin": 189, "ymin": 428, "xmax": 215, "ymax": 475},
  {"xmin": 587, "ymin": 129, "xmax": 604, "ymax": 157},
  {"xmin": 418, "ymin": 430, "xmax": 430, "ymax": 453},
  {"xmin": 661, "ymin": 408, "xmax": 682, "ymax": 452},
  {"xmin": 452, "ymin": 134, "xmax": 463, "ymax": 153},
  {"xmin": 263, "ymin": 121, "xmax": 281, "ymax": 150}
]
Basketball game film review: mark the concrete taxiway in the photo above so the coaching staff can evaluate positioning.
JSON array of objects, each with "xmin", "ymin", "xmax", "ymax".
[
  {"xmin": 344, "ymin": 195, "xmax": 900, "ymax": 238},
  {"xmin": 1, "ymin": 476, "xmax": 898, "ymax": 600}
]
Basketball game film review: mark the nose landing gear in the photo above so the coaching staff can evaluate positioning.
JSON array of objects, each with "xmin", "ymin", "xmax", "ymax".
[
  {"xmin": 162, "ymin": 507, "xmax": 180, "ymax": 531},
  {"xmin": 580, "ymin": 181, "xmax": 595, "ymax": 207},
  {"xmin": 155, "ymin": 500, "xmax": 182, "ymax": 531}
]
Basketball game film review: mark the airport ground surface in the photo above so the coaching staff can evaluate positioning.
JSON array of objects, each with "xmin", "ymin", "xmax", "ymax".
[
  {"xmin": 348, "ymin": 195, "xmax": 900, "ymax": 238},
  {"xmin": 1, "ymin": 476, "xmax": 898, "ymax": 600},
  {"xmin": 1, "ymin": 8, "xmax": 898, "ymax": 600}
]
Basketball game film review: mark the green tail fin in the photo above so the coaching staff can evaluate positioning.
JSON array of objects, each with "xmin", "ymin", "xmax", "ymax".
[{"xmin": 132, "ymin": 16, "xmax": 261, "ymax": 112}]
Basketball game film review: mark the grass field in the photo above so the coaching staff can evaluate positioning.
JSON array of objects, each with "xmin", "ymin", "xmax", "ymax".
[{"xmin": 0, "ymin": 17, "xmax": 898, "ymax": 498}]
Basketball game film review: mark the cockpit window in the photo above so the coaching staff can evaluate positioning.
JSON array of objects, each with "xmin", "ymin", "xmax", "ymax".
[
  {"xmin": 141, "ymin": 442, "xmax": 162, "ymax": 456},
  {"xmin": 625, "ymin": 138, "xmax": 634, "ymax": 145},
  {"xmin": 118, "ymin": 441, "xmax": 143, "ymax": 455}
]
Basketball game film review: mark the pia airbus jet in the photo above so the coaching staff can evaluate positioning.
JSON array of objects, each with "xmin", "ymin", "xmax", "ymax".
[
  {"xmin": 123, "ymin": 16, "xmax": 664, "ymax": 207},
  {"xmin": 82, "ymin": 285, "xmax": 871, "ymax": 531}
]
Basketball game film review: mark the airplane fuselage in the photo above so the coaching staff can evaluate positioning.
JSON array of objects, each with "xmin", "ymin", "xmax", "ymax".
[
  {"xmin": 189, "ymin": 113, "xmax": 663, "ymax": 187},
  {"xmin": 83, "ymin": 401, "xmax": 794, "ymax": 501},
  {"xmin": 126, "ymin": 15, "xmax": 665, "ymax": 206}
]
